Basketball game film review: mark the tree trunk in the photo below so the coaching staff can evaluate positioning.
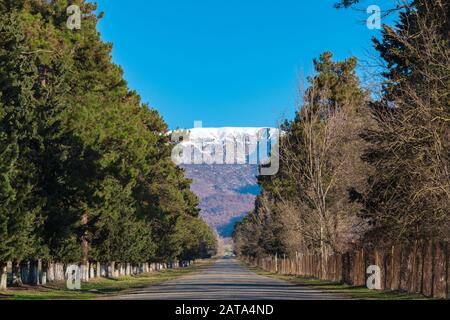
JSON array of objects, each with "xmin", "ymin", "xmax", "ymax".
[
  {"xmin": 20, "ymin": 261, "xmax": 30, "ymax": 284},
  {"xmin": 0, "ymin": 263, "xmax": 7, "ymax": 290},
  {"xmin": 47, "ymin": 262, "xmax": 55, "ymax": 283},
  {"xmin": 80, "ymin": 263, "xmax": 86, "ymax": 282},
  {"xmin": 108, "ymin": 262, "xmax": 115, "ymax": 278},
  {"xmin": 40, "ymin": 262, "xmax": 47, "ymax": 285},
  {"xmin": 275, "ymin": 254, "xmax": 278, "ymax": 273},
  {"xmin": 96, "ymin": 262, "xmax": 101, "ymax": 278},
  {"xmin": 30, "ymin": 260, "xmax": 41, "ymax": 286},
  {"xmin": 89, "ymin": 262, "xmax": 95, "ymax": 279},
  {"xmin": 12, "ymin": 262, "xmax": 23, "ymax": 286},
  {"xmin": 81, "ymin": 212, "xmax": 89, "ymax": 277},
  {"xmin": 100, "ymin": 263, "xmax": 107, "ymax": 277},
  {"xmin": 47, "ymin": 262, "xmax": 53, "ymax": 283},
  {"xmin": 54, "ymin": 263, "xmax": 64, "ymax": 281}
]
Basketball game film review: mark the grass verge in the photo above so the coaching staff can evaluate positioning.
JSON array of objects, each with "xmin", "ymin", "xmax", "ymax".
[
  {"xmin": 0, "ymin": 259, "xmax": 215, "ymax": 300},
  {"xmin": 243, "ymin": 262, "xmax": 430, "ymax": 300}
]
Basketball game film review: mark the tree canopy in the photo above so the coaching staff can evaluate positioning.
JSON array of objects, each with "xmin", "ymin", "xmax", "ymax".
[
  {"xmin": 0, "ymin": 0, "xmax": 217, "ymax": 266},
  {"xmin": 234, "ymin": 0, "xmax": 449, "ymax": 257}
]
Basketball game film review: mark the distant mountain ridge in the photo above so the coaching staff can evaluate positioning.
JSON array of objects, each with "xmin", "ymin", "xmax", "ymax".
[
  {"xmin": 173, "ymin": 127, "xmax": 274, "ymax": 237},
  {"xmin": 175, "ymin": 127, "xmax": 274, "ymax": 237},
  {"xmin": 172, "ymin": 127, "xmax": 278, "ymax": 166}
]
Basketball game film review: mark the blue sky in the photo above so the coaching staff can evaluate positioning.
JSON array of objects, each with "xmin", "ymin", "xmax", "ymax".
[{"xmin": 95, "ymin": 0, "xmax": 387, "ymax": 130}]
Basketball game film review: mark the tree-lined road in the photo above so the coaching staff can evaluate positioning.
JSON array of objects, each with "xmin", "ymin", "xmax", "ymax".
[{"xmin": 113, "ymin": 258, "xmax": 344, "ymax": 300}]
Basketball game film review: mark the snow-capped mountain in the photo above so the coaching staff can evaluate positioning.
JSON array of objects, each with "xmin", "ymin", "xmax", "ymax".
[
  {"xmin": 175, "ymin": 127, "xmax": 276, "ymax": 238},
  {"xmin": 172, "ymin": 127, "xmax": 279, "ymax": 166}
]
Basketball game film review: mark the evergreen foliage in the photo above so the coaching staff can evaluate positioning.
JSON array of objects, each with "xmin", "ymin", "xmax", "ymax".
[{"xmin": 0, "ymin": 0, "xmax": 217, "ymax": 267}]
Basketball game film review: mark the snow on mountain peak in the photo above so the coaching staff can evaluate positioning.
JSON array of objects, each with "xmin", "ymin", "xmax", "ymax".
[{"xmin": 171, "ymin": 127, "xmax": 279, "ymax": 168}]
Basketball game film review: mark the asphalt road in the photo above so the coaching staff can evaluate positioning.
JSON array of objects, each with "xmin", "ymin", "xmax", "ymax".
[{"xmin": 113, "ymin": 258, "xmax": 344, "ymax": 300}]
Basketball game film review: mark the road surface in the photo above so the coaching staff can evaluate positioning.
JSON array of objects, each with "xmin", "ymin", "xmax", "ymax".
[{"xmin": 113, "ymin": 258, "xmax": 345, "ymax": 300}]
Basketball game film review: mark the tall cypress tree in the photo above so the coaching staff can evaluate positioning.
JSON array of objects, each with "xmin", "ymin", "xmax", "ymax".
[
  {"xmin": 0, "ymin": 5, "xmax": 88, "ymax": 271},
  {"xmin": 0, "ymin": 11, "xmax": 44, "ymax": 269},
  {"xmin": 1, "ymin": 0, "xmax": 216, "ymax": 271}
]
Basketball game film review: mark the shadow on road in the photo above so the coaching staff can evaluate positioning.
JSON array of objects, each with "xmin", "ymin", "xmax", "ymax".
[{"xmin": 112, "ymin": 258, "xmax": 346, "ymax": 300}]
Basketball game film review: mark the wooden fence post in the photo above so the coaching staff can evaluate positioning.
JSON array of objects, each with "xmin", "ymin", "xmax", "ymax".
[
  {"xmin": 415, "ymin": 242, "xmax": 424, "ymax": 294},
  {"xmin": 445, "ymin": 242, "xmax": 449, "ymax": 300},
  {"xmin": 434, "ymin": 242, "xmax": 447, "ymax": 299},
  {"xmin": 375, "ymin": 249, "xmax": 385, "ymax": 290},
  {"xmin": 390, "ymin": 245, "xmax": 397, "ymax": 290}
]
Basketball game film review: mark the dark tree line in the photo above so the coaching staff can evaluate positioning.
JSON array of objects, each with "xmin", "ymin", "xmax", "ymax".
[
  {"xmin": 0, "ymin": 0, "xmax": 217, "ymax": 284},
  {"xmin": 234, "ymin": 0, "xmax": 449, "ymax": 258}
]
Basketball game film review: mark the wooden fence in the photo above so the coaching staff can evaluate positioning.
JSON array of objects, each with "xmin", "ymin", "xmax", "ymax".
[
  {"xmin": 0, "ymin": 260, "xmax": 191, "ymax": 290},
  {"xmin": 245, "ymin": 241, "xmax": 449, "ymax": 299}
]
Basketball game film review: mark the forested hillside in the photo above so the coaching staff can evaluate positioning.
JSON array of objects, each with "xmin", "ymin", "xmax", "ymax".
[
  {"xmin": 0, "ymin": 0, "xmax": 216, "ymax": 289},
  {"xmin": 183, "ymin": 164, "xmax": 259, "ymax": 237},
  {"xmin": 234, "ymin": 0, "xmax": 449, "ymax": 298}
]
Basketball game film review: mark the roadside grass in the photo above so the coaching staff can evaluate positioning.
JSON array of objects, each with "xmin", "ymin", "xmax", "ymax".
[
  {"xmin": 244, "ymin": 263, "xmax": 430, "ymax": 300},
  {"xmin": 0, "ymin": 259, "xmax": 215, "ymax": 300}
]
